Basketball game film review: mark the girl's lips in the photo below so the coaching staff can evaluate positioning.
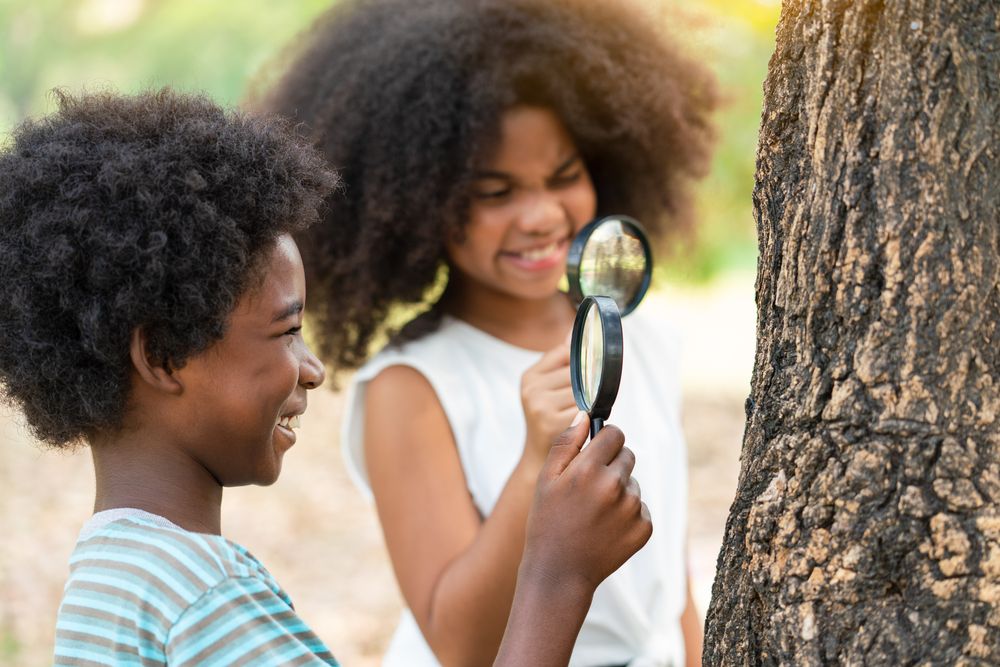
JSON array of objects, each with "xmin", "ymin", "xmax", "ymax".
[{"xmin": 500, "ymin": 238, "xmax": 569, "ymax": 271}]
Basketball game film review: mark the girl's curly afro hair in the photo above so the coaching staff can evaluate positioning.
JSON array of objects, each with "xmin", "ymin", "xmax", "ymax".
[
  {"xmin": 0, "ymin": 88, "xmax": 338, "ymax": 447},
  {"xmin": 257, "ymin": 0, "xmax": 718, "ymax": 371}
]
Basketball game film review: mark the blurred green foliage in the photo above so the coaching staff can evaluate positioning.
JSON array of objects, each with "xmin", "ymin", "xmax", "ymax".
[
  {"xmin": 0, "ymin": 0, "xmax": 779, "ymax": 283},
  {"xmin": 0, "ymin": 0, "xmax": 332, "ymax": 124}
]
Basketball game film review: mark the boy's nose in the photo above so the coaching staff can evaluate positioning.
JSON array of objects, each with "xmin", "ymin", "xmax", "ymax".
[{"xmin": 299, "ymin": 346, "xmax": 326, "ymax": 389}]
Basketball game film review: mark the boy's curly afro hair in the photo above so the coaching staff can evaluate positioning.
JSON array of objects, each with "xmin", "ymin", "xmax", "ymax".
[
  {"xmin": 256, "ymin": 0, "xmax": 718, "ymax": 371},
  {"xmin": 0, "ymin": 88, "xmax": 338, "ymax": 447}
]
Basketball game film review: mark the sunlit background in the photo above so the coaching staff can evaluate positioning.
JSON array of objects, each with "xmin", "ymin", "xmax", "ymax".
[{"xmin": 0, "ymin": 1, "xmax": 780, "ymax": 664}]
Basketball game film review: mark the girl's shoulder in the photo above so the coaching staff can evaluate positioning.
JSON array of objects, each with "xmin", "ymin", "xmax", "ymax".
[{"xmin": 355, "ymin": 315, "xmax": 538, "ymax": 384}]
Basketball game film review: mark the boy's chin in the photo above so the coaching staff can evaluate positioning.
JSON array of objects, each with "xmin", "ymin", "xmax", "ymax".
[{"xmin": 214, "ymin": 459, "xmax": 284, "ymax": 488}]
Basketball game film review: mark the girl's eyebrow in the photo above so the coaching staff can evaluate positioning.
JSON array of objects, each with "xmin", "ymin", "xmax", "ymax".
[
  {"xmin": 271, "ymin": 301, "xmax": 303, "ymax": 323},
  {"xmin": 472, "ymin": 153, "xmax": 581, "ymax": 181},
  {"xmin": 552, "ymin": 153, "xmax": 581, "ymax": 174},
  {"xmin": 472, "ymin": 169, "xmax": 512, "ymax": 180}
]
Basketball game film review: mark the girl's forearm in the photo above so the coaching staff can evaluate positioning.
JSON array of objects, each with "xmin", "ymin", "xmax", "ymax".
[{"xmin": 420, "ymin": 456, "xmax": 542, "ymax": 666}]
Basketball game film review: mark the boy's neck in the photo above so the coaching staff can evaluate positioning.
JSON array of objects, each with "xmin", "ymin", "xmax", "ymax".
[{"xmin": 90, "ymin": 430, "xmax": 223, "ymax": 535}]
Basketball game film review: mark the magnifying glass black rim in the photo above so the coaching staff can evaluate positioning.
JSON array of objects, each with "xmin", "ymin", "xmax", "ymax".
[
  {"xmin": 566, "ymin": 214, "xmax": 653, "ymax": 316},
  {"xmin": 570, "ymin": 295, "xmax": 624, "ymax": 421}
]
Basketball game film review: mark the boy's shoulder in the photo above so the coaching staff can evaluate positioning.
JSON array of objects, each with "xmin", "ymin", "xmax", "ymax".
[
  {"xmin": 56, "ymin": 511, "xmax": 335, "ymax": 666},
  {"xmin": 67, "ymin": 511, "xmax": 285, "ymax": 610}
]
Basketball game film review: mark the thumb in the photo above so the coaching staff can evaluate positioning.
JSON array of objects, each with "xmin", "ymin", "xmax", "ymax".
[{"xmin": 543, "ymin": 410, "xmax": 589, "ymax": 478}]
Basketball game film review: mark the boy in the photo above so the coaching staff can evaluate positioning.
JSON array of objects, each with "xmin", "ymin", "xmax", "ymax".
[{"xmin": 0, "ymin": 88, "xmax": 651, "ymax": 665}]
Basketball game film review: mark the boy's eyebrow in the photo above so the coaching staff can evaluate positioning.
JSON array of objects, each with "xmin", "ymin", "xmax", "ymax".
[{"xmin": 271, "ymin": 301, "xmax": 304, "ymax": 323}]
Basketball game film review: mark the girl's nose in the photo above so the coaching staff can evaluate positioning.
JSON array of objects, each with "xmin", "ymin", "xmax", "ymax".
[
  {"xmin": 299, "ymin": 346, "xmax": 326, "ymax": 390},
  {"xmin": 517, "ymin": 191, "xmax": 565, "ymax": 235}
]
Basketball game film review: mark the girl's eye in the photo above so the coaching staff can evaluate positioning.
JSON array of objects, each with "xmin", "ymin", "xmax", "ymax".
[
  {"xmin": 284, "ymin": 326, "xmax": 302, "ymax": 337},
  {"xmin": 473, "ymin": 187, "xmax": 512, "ymax": 201},
  {"xmin": 551, "ymin": 170, "xmax": 583, "ymax": 187}
]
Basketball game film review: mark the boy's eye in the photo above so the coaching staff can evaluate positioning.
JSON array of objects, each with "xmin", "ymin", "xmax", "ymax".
[{"xmin": 284, "ymin": 326, "xmax": 302, "ymax": 337}]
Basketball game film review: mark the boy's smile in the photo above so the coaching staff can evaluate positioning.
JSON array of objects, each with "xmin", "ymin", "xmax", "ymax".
[{"xmin": 171, "ymin": 234, "xmax": 325, "ymax": 487}]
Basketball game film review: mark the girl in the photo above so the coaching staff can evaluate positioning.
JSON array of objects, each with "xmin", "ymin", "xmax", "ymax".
[{"xmin": 260, "ymin": 0, "xmax": 717, "ymax": 664}]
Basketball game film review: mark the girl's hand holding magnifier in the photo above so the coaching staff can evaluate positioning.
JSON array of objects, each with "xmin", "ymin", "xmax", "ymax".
[{"xmin": 519, "ymin": 337, "xmax": 577, "ymax": 467}]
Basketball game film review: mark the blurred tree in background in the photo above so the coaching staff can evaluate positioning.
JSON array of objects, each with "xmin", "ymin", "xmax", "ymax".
[{"xmin": 0, "ymin": 0, "xmax": 779, "ymax": 282}]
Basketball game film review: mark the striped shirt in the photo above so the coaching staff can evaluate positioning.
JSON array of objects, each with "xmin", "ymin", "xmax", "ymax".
[{"xmin": 54, "ymin": 509, "xmax": 339, "ymax": 666}]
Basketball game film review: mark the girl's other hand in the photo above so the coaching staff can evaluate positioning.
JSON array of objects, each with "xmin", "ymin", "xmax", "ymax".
[
  {"xmin": 519, "ymin": 338, "xmax": 577, "ymax": 467},
  {"xmin": 522, "ymin": 413, "xmax": 653, "ymax": 592}
]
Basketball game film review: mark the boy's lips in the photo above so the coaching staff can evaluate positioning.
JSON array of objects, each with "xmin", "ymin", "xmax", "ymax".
[{"xmin": 275, "ymin": 406, "xmax": 306, "ymax": 445}]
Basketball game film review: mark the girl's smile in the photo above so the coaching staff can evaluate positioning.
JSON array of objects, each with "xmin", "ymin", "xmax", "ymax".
[
  {"xmin": 445, "ymin": 105, "xmax": 597, "ymax": 306},
  {"xmin": 499, "ymin": 237, "xmax": 571, "ymax": 272}
]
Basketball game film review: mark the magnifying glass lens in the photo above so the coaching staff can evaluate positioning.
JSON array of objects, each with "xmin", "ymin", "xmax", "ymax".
[
  {"xmin": 579, "ymin": 220, "xmax": 648, "ymax": 312},
  {"xmin": 570, "ymin": 295, "xmax": 624, "ymax": 437},
  {"xmin": 580, "ymin": 302, "xmax": 604, "ymax": 409}
]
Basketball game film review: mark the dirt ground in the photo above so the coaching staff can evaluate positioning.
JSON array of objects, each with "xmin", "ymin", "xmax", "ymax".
[{"xmin": 0, "ymin": 279, "xmax": 754, "ymax": 667}]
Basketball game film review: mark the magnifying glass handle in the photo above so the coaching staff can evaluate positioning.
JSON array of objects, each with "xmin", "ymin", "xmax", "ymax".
[{"xmin": 589, "ymin": 417, "xmax": 604, "ymax": 440}]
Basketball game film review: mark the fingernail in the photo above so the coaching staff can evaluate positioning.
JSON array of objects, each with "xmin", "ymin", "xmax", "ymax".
[{"xmin": 571, "ymin": 410, "xmax": 587, "ymax": 427}]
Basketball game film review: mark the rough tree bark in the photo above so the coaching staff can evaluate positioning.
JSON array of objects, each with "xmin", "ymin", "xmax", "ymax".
[{"xmin": 704, "ymin": 1, "xmax": 1000, "ymax": 664}]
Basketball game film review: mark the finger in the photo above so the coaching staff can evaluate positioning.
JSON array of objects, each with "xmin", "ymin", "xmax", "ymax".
[
  {"xmin": 531, "ymin": 365, "xmax": 572, "ymax": 391},
  {"xmin": 540, "ymin": 387, "xmax": 577, "ymax": 412},
  {"xmin": 547, "ymin": 406, "xmax": 580, "ymax": 435},
  {"xmin": 608, "ymin": 445, "xmax": 637, "ymax": 483},
  {"xmin": 626, "ymin": 475, "xmax": 641, "ymax": 501},
  {"xmin": 637, "ymin": 502, "xmax": 653, "ymax": 546},
  {"xmin": 579, "ymin": 423, "xmax": 625, "ymax": 466},
  {"xmin": 640, "ymin": 501, "xmax": 651, "ymax": 524},
  {"xmin": 530, "ymin": 341, "xmax": 571, "ymax": 373},
  {"xmin": 544, "ymin": 410, "xmax": 589, "ymax": 477}
]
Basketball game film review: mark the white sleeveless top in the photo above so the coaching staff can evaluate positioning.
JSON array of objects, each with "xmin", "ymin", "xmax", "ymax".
[{"xmin": 342, "ymin": 307, "xmax": 689, "ymax": 667}]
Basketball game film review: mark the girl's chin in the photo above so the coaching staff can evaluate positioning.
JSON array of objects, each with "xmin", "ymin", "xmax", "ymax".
[{"xmin": 503, "ymin": 280, "xmax": 566, "ymax": 302}]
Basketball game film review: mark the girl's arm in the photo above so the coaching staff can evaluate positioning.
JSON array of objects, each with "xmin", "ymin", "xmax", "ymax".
[
  {"xmin": 363, "ymin": 349, "xmax": 595, "ymax": 667},
  {"xmin": 681, "ymin": 575, "xmax": 704, "ymax": 667},
  {"xmin": 365, "ymin": 364, "xmax": 550, "ymax": 666}
]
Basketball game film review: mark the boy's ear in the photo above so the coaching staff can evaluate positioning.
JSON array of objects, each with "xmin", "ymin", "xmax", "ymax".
[{"xmin": 129, "ymin": 328, "xmax": 183, "ymax": 395}]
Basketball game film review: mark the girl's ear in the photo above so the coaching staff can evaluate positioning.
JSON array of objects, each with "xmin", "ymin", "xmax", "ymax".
[{"xmin": 129, "ymin": 328, "xmax": 183, "ymax": 395}]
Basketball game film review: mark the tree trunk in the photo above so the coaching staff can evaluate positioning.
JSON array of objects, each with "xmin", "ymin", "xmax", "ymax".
[{"xmin": 703, "ymin": 1, "xmax": 1000, "ymax": 664}]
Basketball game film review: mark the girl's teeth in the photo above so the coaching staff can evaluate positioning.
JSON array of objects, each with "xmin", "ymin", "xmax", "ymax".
[
  {"xmin": 518, "ymin": 242, "xmax": 558, "ymax": 261},
  {"xmin": 279, "ymin": 415, "xmax": 301, "ymax": 430}
]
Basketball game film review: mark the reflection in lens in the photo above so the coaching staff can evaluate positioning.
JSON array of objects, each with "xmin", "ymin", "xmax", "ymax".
[
  {"xmin": 579, "ymin": 219, "xmax": 647, "ymax": 311},
  {"xmin": 580, "ymin": 303, "xmax": 604, "ymax": 408}
]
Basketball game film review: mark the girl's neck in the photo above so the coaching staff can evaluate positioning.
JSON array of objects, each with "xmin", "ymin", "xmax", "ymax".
[
  {"xmin": 441, "ymin": 279, "xmax": 576, "ymax": 351},
  {"xmin": 89, "ymin": 430, "xmax": 223, "ymax": 535}
]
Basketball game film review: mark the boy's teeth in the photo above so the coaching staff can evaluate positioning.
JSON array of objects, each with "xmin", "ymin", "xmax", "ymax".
[{"xmin": 279, "ymin": 415, "xmax": 301, "ymax": 430}]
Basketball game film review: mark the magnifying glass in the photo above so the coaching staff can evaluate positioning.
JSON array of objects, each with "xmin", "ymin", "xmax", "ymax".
[
  {"xmin": 570, "ymin": 296, "xmax": 624, "ymax": 439},
  {"xmin": 566, "ymin": 215, "xmax": 653, "ymax": 436},
  {"xmin": 567, "ymin": 215, "xmax": 652, "ymax": 315}
]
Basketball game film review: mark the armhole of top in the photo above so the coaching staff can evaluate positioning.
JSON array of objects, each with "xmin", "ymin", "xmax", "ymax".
[{"xmin": 340, "ymin": 357, "xmax": 462, "ymax": 501}]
